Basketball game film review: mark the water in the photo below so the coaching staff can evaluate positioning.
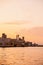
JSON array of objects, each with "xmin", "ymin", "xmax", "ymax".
[{"xmin": 0, "ymin": 47, "xmax": 43, "ymax": 65}]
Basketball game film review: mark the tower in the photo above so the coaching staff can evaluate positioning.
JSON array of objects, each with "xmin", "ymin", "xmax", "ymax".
[
  {"xmin": 16, "ymin": 35, "xmax": 19, "ymax": 40},
  {"xmin": 2, "ymin": 33, "xmax": 7, "ymax": 39}
]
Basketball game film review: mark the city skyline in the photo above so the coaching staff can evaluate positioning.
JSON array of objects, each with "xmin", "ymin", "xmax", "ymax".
[{"xmin": 0, "ymin": 0, "xmax": 43, "ymax": 44}]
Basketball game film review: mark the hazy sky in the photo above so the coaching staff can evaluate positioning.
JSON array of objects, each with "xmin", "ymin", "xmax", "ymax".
[{"xmin": 0, "ymin": 0, "xmax": 43, "ymax": 44}]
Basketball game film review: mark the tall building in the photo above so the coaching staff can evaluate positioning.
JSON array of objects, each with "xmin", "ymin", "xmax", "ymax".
[
  {"xmin": 16, "ymin": 35, "xmax": 19, "ymax": 40},
  {"xmin": 2, "ymin": 33, "xmax": 7, "ymax": 39},
  {"xmin": 22, "ymin": 37, "xmax": 24, "ymax": 40}
]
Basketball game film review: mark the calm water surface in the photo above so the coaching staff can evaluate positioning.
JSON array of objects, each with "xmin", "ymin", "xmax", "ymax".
[{"xmin": 0, "ymin": 47, "xmax": 43, "ymax": 65}]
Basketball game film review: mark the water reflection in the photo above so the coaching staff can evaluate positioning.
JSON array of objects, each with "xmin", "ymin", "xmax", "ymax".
[{"xmin": 0, "ymin": 47, "xmax": 43, "ymax": 65}]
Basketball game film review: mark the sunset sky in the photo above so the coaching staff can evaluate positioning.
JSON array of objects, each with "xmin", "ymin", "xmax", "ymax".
[{"xmin": 0, "ymin": 0, "xmax": 43, "ymax": 44}]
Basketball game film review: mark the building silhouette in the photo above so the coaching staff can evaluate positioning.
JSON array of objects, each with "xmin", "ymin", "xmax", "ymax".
[{"xmin": 0, "ymin": 33, "xmax": 39, "ymax": 47}]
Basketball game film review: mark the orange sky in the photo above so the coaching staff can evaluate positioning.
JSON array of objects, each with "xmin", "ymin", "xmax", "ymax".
[{"xmin": 0, "ymin": 0, "xmax": 43, "ymax": 44}]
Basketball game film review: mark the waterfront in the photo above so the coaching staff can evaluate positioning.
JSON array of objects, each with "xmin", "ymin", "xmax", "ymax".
[{"xmin": 0, "ymin": 47, "xmax": 43, "ymax": 65}]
